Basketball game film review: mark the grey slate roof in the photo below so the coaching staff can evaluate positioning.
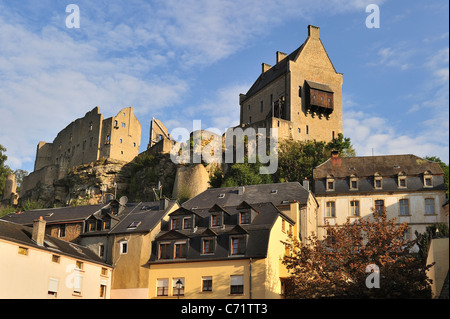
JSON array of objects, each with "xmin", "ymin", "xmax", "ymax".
[
  {"xmin": 1, "ymin": 204, "xmax": 105, "ymax": 226},
  {"xmin": 182, "ymin": 182, "xmax": 311, "ymax": 209},
  {"xmin": 0, "ymin": 219, "xmax": 109, "ymax": 266},
  {"xmin": 242, "ymin": 44, "xmax": 305, "ymax": 102},
  {"xmin": 313, "ymin": 154, "xmax": 447, "ymax": 195},
  {"xmin": 107, "ymin": 200, "xmax": 177, "ymax": 234},
  {"xmin": 149, "ymin": 201, "xmax": 291, "ymax": 263}
]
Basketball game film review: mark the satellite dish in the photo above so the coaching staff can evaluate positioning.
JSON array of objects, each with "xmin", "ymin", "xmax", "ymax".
[{"xmin": 119, "ymin": 196, "xmax": 128, "ymax": 206}]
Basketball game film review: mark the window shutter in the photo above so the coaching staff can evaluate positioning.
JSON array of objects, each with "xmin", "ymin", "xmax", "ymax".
[
  {"xmin": 48, "ymin": 278, "xmax": 59, "ymax": 293},
  {"xmin": 230, "ymin": 275, "xmax": 243, "ymax": 286}
]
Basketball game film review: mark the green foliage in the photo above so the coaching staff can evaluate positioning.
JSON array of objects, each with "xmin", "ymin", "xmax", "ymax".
[
  {"xmin": 0, "ymin": 205, "xmax": 17, "ymax": 218},
  {"xmin": 210, "ymin": 158, "xmax": 273, "ymax": 188},
  {"xmin": 21, "ymin": 198, "xmax": 45, "ymax": 211},
  {"xmin": 0, "ymin": 144, "xmax": 13, "ymax": 196}
]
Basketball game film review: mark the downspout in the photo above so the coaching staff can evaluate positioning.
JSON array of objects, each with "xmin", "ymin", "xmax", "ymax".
[{"xmin": 249, "ymin": 258, "xmax": 252, "ymax": 299}]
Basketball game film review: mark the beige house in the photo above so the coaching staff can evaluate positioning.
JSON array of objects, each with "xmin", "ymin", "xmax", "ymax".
[
  {"xmin": 0, "ymin": 218, "xmax": 112, "ymax": 299},
  {"xmin": 313, "ymin": 153, "xmax": 448, "ymax": 239},
  {"xmin": 147, "ymin": 182, "xmax": 318, "ymax": 299},
  {"xmin": 239, "ymin": 25, "xmax": 343, "ymax": 143}
]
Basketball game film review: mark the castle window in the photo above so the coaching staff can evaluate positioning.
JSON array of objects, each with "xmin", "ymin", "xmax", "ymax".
[
  {"xmin": 114, "ymin": 120, "xmax": 118, "ymax": 127},
  {"xmin": 249, "ymin": 116, "xmax": 252, "ymax": 124},
  {"xmin": 121, "ymin": 122, "xmax": 126, "ymax": 128},
  {"xmin": 306, "ymin": 125, "xmax": 309, "ymax": 134},
  {"xmin": 260, "ymin": 101, "xmax": 264, "ymax": 112},
  {"xmin": 89, "ymin": 122, "xmax": 93, "ymax": 131},
  {"xmin": 120, "ymin": 139, "xmax": 123, "ymax": 143},
  {"xmin": 106, "ymin": 135, "xmax": 110, "ymax": 144}
]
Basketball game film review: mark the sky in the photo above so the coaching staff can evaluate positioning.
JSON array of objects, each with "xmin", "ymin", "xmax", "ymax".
[{"xmin": 0, "ymin": 0, "xmax": 448, "ymax": 174}]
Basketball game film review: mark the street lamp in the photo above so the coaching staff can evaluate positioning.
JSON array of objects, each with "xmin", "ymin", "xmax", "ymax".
[{"xmin": 175, "ymin": 279, "xmax": 183, "ymax": 299}]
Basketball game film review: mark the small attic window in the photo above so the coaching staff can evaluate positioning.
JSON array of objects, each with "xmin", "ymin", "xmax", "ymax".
[
  {"xmin": 393, "ymin": 165, "xmax": 401, "ymax": 169},
  {"xmin": 46, "ymin": 213, "xmax": 54, "ymax": 217},
  {"xmin": 218, "ymin": 193, "xmax": 225, "ymax": 198},
  {"xmin": 281, "ymin": 200, "xmax": 289, "ymax": 204},
  {"xmin": 271, "ymin": 189, "xmax": 278, "ymax": 194},
  {"xmin": 128, "ymin": 221, "xmax": 141, "ymax": 229}
]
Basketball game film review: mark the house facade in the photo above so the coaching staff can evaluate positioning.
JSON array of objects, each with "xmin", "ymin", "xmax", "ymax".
[
  {"xmin": 313, "ymin": 153, "xmax": 448, "ymax": 239},
  {"xmin": 0, "ymin": 218, "xmax": 112, "ymax": 299},
  {"xmin": 147, "ymin": 182, "xmax": 318, "ymax": 299}
]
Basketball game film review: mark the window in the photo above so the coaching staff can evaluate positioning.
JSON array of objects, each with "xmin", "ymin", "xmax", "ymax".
[
  {"xmin": 374, "ymin": 175, "xmax": 382, "ymax": 189},
  {"xmin": 326, "ymin": 201, "xmax": 335, "ymax": 217},
  {"xmin": 48, "ymin": 278, "xmax": 58, "ymax": 298},
  {"xmin": 128, "ymin": 221, "xmax": 141, "ymax": 229},
  {"xmin": 424, "ymin": 172, "xmax": 433, "ymax": 188},
  {"xmin": 103, "ymin": 220, "xmax": 111, "ymax": 230},
  {"xmin": 375, "ymin": 200, "xmax": 384, "ymax": 215},
  {"xmin": 75, "ymin": 261, "xmax": 84, "ymax": 270},
  {"xmin": 260, "ymin": 101, "xmax": 264, "ymax": 112},
  {"xmin": 99, "ymin": 283, "xmax": 107, "ymax": 299},
  {"xmin": 326, "ymin": 176, "xmax": 334, "ymax": 191},
  {"xmin": 202, "ymin": 238, "xmax": 214, "ymax": 254},
  {"xmin": 424, "ymin": 177, "xmax": 432, "ymax": 187},
  {"xmin": 231, "ymin": 236, "xmax": 245, "ymax": 255},
  {"xmin": 114, "ymin": 120, "xmax": 118, "ymax": 127},
  {"xmin": 183, "ymin": 217, "xmax": 192, "ymax": 229},
  {"xmin": 87, "ymin": 221, "xmax": 96, "ymax": 232},
  {"xmin": 240, "ymin": 211, "xmax": 251, "ymax": 224},
  {"xmin": 230, "ymin": 275, "xmax": 244, "ymax": 295},
  {"xmin": 399, "ymin": 199, "xmax": 409, "ymax": 216},
  {"xmin": 282, "ymin": 219, "xmax": 286, "ymax": 232},
  {"xmin": 18, "ymin": 246, "xmax": 28, "ymax": 256},
  {"xmin": 173, "ymin": 278, "xmax": 185, "ymax": 296},
  {"xmin": 174, "ymin": 242, "xmax": 187, "ymax": 259},
  {"xmin": 73, "ymin": 273, "xmax": 83, "ymax": 295},
  {"xmin": 101, "ymin": 268, "xmax": 108, "ymax": 276},
  {"xmin": 157, "ymin": 279, "xmax": 169, "ymax": 296},
  {"xmin": 425, "ymin": 198, "xmax": 435, "ymax": 215},
  {"xmin": 202, "ymin": 277, "xmax": 213, "ymax": 292},
  {"xmin": 99, "ymin": 244, "xmax": 105, "ymax": 258},
  {"xmin": 121, "ymin": 122, "xmax": 126, "ymax": 128},
  {"xmin": 52, "ymin": 255, "xmax": 60, "ymax": 263},
  {"xmin": 172, "ymin": 218, "xmax": 180, "ymax": 230},
  {"xmin": 399, "ymin": 178, "xmax": 407, "ymax": 188},
  {"xmin": 120, "ymin": 241, "xmax": 128, "ymax": 255},
  {"xmin": 159, "ymin": 243, "xmax": 170, "ymax": 259},
  {"xmin": 306, "ymin": 125, "xmax": 309, "ymax": 134},
  {"xmin": 350, "ymin": 175, "xmax": 358, "ymax": 190},
  {"xmin": 350, "ymin": 201, "xmax": 360, "ymax": 217},
  {"xmin": 211, "ymin": 214, "xmax": 220, "ymax": 227}
]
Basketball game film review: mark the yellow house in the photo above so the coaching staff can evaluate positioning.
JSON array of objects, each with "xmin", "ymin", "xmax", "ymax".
[
  {"xmin": 0, "ymin": 218, "xmax": 112, "ymax": 299},
  {"xmin": 147, "ymin": 182, "xmax": 318, "ymax": 299}
]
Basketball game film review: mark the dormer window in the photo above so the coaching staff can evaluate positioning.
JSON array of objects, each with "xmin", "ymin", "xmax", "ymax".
[
  {"xmin": 424, "ymin": 171, "xmax": 433, "ymax": 188},
  {"xmin": 182, "ymin": 217, "xmax": 192, "ymax": 229},
  {"xmin": 398, "ymin": 172, "xmax": 407, "ymax": 188},
  {"xmin": 350, "ymin": 174, "xmax": 358, "ymax": 190},
  {"xmin": 230, "ymin": 236, "xmax": 246, "ymax": 256},
  {"xmin": 240, "ymin": 211, "xmax": 251, "ymax": 225},
  {"xmin": 374, "ymin": 173, "xmax": 382, "ymax": 189},
  {"xmin": 211, "ymin": 214, "xmax": 220, "ymax": 227},
  {"xmin": 326, "ymin": 175, "xmax": 335, "ymax": 191},
  {"xmin": 171, "ymin": 218, "xmax": 181, "ymax": 230}
]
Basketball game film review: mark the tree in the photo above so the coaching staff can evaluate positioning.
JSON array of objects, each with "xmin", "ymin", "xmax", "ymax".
[
  {"xmin": 0, "ymin": 144, "xmax": 13, "ymax": 196},
  {"xmin": 282, "ymin": 209, "xmax": 433, "ymax": 299},
  {"xmin": 275, "ymin": 134, "xmax": 355, "ymax": 187}
]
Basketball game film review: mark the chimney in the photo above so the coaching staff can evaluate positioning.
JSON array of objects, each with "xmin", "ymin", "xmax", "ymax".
[
  {"xmin": 308, "ymin": 25, "xmax": 320, "ymax": 39},
  {"xmin": 276, "ymin": 51, "xmax": 287, "ymax": 63},
  {"xmin": 238, "ymin": 186, "xmax": 245, "ymax": 195},
  {"xmin": 303, "ymin": 178, "xmax": 310, "ymax": 191},
  {"xmin": 159, "ymin": 197, "xmax": 169, "ymax": 210},
  {"xmin": 330, "ymin": 150, "xmax": 341, "ymax": 168},
  {"xmin": 262, "ymin": 63, "xmax": 272, "ymax": 73},
  {"xmin": 32, "ymin": 216, "xmax": 46, "ymax": 246}
]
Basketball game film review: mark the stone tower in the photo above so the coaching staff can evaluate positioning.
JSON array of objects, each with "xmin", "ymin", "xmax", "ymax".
[{"xmin": 239, "ymin": 25, "xmax": 343, "ymax": 143}]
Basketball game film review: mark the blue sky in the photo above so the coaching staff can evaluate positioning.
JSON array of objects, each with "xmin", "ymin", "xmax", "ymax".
[{"xmin": 0, "ymin": 0, "xmax": 448, "ymax": 174}]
